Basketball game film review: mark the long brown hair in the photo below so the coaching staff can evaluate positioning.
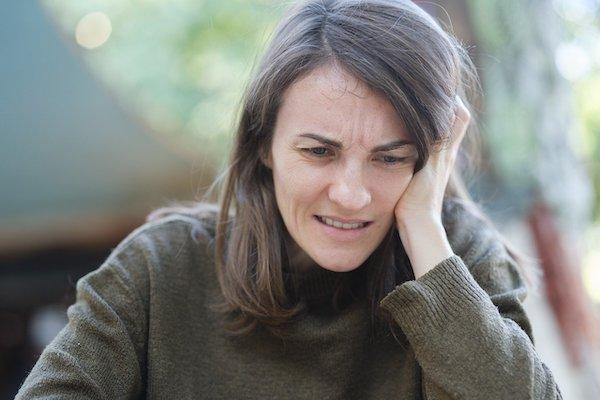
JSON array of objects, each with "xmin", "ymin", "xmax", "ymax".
[{"xmin": 149, "ymin": 0, "xmax": 540, "ymax": 340}]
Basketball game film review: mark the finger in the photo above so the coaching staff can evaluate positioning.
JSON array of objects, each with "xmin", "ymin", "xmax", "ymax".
[
  {"xmin": 454, "ymin": 96, "xmax": 470, "ymax": 129},
  {"xmin": 451, "ymin": 95, "xmax": 470, "ymax": 146},
  {"xmin": 431, "ymin": 96, "xmax": 470, "ymax": 164}
]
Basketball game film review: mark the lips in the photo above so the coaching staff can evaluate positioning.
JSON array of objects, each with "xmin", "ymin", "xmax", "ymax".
[
  {"xmin": 315, "ymin": 215, "xmax": 371, "ymax": 224},
  {"xmin": 315, "ymin": 215, "xmax": 372, "ymax": 229},
  {"xmin": 313, "ymin": 215, "xmax": 372, "ymax": 242}
]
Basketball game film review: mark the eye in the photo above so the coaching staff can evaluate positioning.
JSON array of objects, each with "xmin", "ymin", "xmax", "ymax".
[
  {"xmin": 302, "ymin": 147, "xmax": 332, "ymax": 157},
  {"xmin": 378, "ymin": 155, "xmax": 408, "ymax": 166}
]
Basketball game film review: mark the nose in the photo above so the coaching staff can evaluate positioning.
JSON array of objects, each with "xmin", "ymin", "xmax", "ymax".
[{"xmin": 327, "ymin": 164, "xmax": 372, "ymax": 211}]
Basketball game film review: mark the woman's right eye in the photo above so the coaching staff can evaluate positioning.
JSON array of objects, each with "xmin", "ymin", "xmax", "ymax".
[{"xmin": 303, "ymin": 147, "xmax": 331, "ymax": 157}]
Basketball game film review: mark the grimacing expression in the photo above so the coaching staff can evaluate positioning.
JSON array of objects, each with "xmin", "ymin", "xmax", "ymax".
[{"xmin": 265, "ymin": 63, "xmax": 417, "ymax": 273}]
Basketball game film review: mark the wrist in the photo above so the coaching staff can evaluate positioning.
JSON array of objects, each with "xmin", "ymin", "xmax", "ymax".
[
  {"xmin": 396, "ymin": 211, "xmax": 442, "ymax": 229},
  {"xmin": 396, "ymin": 217, "xmax": 454, "ymax": 280}
]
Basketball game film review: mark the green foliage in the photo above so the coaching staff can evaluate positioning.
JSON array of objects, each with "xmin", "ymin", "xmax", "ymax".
[
  {"xmin": 42, "ymin": 0, "xmax": 283, "ymax": 165},
  {"xmin": 42, "ymin": 0, "xmax": 600, "ymax": 222}
]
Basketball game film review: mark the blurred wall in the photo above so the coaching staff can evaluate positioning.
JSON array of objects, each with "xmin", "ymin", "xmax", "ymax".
[{"xmin": 0, "ymin": 1, "xmax": 198, "ymax": 254}]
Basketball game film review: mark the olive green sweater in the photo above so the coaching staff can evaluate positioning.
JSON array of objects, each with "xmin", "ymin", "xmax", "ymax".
[{"xmin": 16, "ymin": 201, "xmax": 563, "ymax": 399}]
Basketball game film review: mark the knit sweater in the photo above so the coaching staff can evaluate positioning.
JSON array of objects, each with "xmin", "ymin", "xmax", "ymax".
[{"xmin": 16, "ymin": 200, "xmax": 563, "ymax": 399}]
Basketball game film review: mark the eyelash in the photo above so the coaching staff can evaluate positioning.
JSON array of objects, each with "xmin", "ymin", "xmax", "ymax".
[{"xmin": 301, "ymin": 147, "xmax": 408, "ymax": 166}]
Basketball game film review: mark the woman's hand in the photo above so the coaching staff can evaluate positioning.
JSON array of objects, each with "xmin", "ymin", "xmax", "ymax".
[
  {"xmin": 395, "ymin": 96, "xmax": 471, "ymax": 224},
  {"xmin": 394, "ymin": 96, "xmax": 471, "ymax": 279}
]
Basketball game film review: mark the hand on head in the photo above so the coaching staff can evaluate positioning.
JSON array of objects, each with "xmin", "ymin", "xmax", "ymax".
[{"xmin": 393, "ymin": 95, "xmax": 471, "ymax": 227}]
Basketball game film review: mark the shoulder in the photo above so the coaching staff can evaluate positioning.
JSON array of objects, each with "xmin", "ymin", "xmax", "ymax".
[
  {"xmin": 94, "ymin": 205, "xmax": 220, "ymax": 301},
  {"xmin": 69, "ymin": 205, "xmax": 220, "ymax": 336},
  {"xmin": 108, "ymin": 203, "xmax": 219, "ymax": 268},
  {"xmin": 70, "ymin": 206, "xmax": 221, "ymax": 328}
]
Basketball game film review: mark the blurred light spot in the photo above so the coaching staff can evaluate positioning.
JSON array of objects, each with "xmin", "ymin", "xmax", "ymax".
[
  {"xmin": 29, "ymin": 305, "xmax": 68, "ymax": 350},
  {"xmin": 75, "ymin": 11, "xmax": 112, "ymax": 49},
  {"xmin": 583, "ymin": 250, "xmax": 600, "ymax": 304},
  {"xmin": 579, "ymin": 28, "xmax": 600, "ymax": 66},
  {"xmin": 555, "ymin": 42, "xmax": 592, "ymax": 81},
  {"xmin": 192, "ymin": 51, "xmax": 238, "ymax": 91},
  {"xmin": 553, "ymin": 0, "xmax": 599, "ymax": 23},
  {"xmin": 583, "ymin": 225, "xmax": 600, "ymax": 305}
]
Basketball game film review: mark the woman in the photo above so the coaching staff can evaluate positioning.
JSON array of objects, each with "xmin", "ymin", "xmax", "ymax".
[{"xmin": 17, "ymin": 0, "xmax": 563, "ymax": 399}]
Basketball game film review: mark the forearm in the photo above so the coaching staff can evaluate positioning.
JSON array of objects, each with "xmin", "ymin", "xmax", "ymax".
[
  {"xmin": 397, "ymin": 217, "xmax": 454, "ymax": 280},
  {"xmin": 383, "ymin": 200, "xmax": 564, "ymax": 398},
  {"xmin": 379, "ymin": 255, "xmax": 563, "ymax": 399}
]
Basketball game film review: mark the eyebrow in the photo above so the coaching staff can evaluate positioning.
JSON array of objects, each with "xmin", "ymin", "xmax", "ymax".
[{"xmin": 297, "ymin": 132, "xmax": 414, "ymax": 152}]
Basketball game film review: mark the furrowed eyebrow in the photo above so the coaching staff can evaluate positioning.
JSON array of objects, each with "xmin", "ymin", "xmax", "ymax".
[{"xmin": 297, "ymin": 132, "xmax": 413, "ymax": 153}]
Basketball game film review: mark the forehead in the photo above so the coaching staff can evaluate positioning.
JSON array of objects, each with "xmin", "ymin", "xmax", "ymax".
[{"xmin": 276, "ymin": 63, "xmax": 409, "ymax": 142}]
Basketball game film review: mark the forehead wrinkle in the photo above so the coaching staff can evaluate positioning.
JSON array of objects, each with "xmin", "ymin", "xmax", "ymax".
[
  {"xmin": 342, "ymin": 101, "xmax": 399, "ymax": 152},
  {"xmin": 329, "ymin": 128, "xmax": 386, "ymax": 154},
  {"xmin": 282, "ymin": 64, "xmax": 409, "ymax": 150}
]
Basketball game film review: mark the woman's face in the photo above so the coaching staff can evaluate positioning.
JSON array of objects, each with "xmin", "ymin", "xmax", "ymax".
[{"xmin": 266, "ymin": 63, "xmax": 417, "ymax": 273}]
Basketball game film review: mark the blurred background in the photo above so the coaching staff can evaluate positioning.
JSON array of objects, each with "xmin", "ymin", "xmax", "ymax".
[{"xmin": 1, "ymin": 0, "xmax": 599, "ymax": 398}]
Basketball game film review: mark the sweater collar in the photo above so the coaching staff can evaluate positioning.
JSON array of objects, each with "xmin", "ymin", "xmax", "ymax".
[
  {"xmin": 283, "ymin": 260, "xmax": 373, "ymax": 311},
  {"xmin": 280, "ymin": 228, "xmax": 395, "ymax": 308},
  {"xmin": 284, "ymin": 264, "xmax": 342, "ymax": 304},
  {"xmin": 282, "ymin": 232, "xmax": 352, "ymax": 305}
]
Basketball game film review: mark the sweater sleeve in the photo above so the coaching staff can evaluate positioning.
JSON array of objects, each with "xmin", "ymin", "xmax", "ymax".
[
  {"xmin": 379, "ymin": 252, "xmax": 563, "ymax": 400},
  {"xmin": 15, "ymin": 257, "xmax": 148, "ymax": 399}
]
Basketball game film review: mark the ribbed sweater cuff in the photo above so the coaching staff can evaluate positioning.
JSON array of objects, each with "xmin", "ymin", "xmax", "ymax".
[{"xmin": 379, "ymin": 255, "xmax": 491, "ymax": 340}]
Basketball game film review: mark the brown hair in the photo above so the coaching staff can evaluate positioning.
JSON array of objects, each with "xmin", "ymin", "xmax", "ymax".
[{"xmin": 148, "ymin": 0, "xmax": 540, "ymax": 340}]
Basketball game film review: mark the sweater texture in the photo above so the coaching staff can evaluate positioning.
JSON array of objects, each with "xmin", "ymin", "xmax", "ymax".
[{"xmin": 16, "ymin": 199, "xmax": 563, "ymax": 399}]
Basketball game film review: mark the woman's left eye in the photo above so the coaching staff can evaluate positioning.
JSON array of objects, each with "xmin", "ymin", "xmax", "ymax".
[{"xmin": 378, "ymin": 155, "xmax": 406, "ymax": 165}]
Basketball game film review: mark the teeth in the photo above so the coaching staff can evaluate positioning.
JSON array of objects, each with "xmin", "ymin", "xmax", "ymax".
[{"xmin": 320, "ymin": 216, "xmax": 366, "ymax": 230}]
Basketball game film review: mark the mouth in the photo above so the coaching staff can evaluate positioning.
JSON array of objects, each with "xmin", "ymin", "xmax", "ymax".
[{"xmin": 314, "ymin": 215, "xmax": 372, "ymax": 230}]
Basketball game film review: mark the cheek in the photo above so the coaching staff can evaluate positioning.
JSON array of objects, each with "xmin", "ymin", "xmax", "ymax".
[
  {"xmin": 397, "ymin": 172, "xmax": 413, "ymax": 192},
  {"xmin": 272, "ymin": 163, "xmax": 326, "ymax": 213},
  {"xmin": 376, "ymin": 171, "xmax": 413, "ymax": 209}
]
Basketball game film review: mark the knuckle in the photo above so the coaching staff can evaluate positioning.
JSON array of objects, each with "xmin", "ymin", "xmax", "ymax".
[{"xmin": 458, "ymin": 106, "xmax": 471, "ymax": 122}]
